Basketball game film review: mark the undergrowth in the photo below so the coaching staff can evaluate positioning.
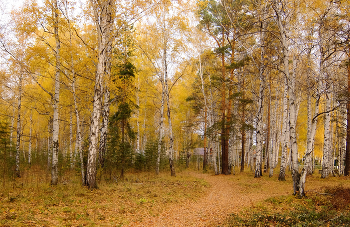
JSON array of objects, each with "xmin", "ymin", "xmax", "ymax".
[
  {"xmin": 0, "ymin": 167, "xmax": 208, "ymax": 226},
  {"xmin": 223, "ymin": 185, "xmax": 350, "ymax": 226}
]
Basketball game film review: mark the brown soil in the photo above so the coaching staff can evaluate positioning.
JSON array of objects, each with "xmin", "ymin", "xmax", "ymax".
[{"xmin": 130, "ymin": 171, "xmax": 292, "ymax": 226}]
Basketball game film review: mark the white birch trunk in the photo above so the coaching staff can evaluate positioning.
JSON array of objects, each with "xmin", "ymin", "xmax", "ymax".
[
  {"xmin": 340, "ymin": 104, "xmax": 347, "ymax": 175},
  {"xmin": 99, "ymin": 87, "xmax": 110, "ymax": 167},
  {"xmin": 207, "ymin": 68, "xmax": 217, "ymax": 174},
  {"xmin": 47, "ymin": 118, "xmax": 52, "ymax": 171},
  {"xmin": 322, "ymin": 93, "xmax": 332, "ymax": 178},
  {"xmin": 163, "ymin": 48, "xmax": 176, "ymax": 176},
  {"xmin": 269, "ymin": 89, "xmax": 279, "ymax": 177},
  {"xmin": 22, "ymin": 120, "xmax": 26, "ymax": 162},
  {"xmin": 10, "ymin": 106, "xmax": 15, "ymax": 156},
  {"xmin": 15, "ymin": 75, "xmax": 22, "ymax": 177},
  {"xmin": 74, "ymin": 88, "xmax": 84, "ymax": 184},
  {"xmin": 28, "ymin": 112, "xmax": 33, "ymax": 165},
  {"xmin": 136, "ymin": 84, "xmax": 140, "ymax": 154},
  {"xmin": 275, "ymin": 1, "xmax": 290, "ymax": 180},
  {"xmin": 69, "ymin": 110, "xmax": 74, "ymax": 168},
  {"xmin": 212, "ymin": 142, "xmax": 219, "ymax": 175},
  {"xmin": 289, "ymin": 55, "xmax": 300, "ymax": 195},
  {"xmin": 142, "ymin": 113, "xmax": 146, "ymax": 153},
  {"xmin": 199, "ymin": 53, "xmax": 209, "ymax": 170},
  {"xmin": 278, "ymin": 68, "xmax": 289, "ymax": 181},
  {"xmin": 165, "ymin": 75, "xmax": 175, "ymax": 176},
  {"xmin": 87, "ymin": 0, "xmax": 114, "ymax": 188},
  {"xmin": 255, "ymin": 20, "xmax": 265, "ymax": 178},
  {"xmin": 51, "ymin": 0, "xmax": 61, "ymax": 185},
  {"xmin": 156, "ymin": 81, "xmax": 165, "ymax": 175}
]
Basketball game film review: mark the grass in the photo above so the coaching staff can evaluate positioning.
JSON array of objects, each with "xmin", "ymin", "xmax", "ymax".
[
  {"xmin": 2, "ymin": 165, "xmax": 350, "ymax": 226},
  {"xmin": 0, "ymin": 166, "xmax": 209, "ymax": 226},
  {"xmin": 223, "ymin": 172, "xmax": 350, "ymax": 227}
]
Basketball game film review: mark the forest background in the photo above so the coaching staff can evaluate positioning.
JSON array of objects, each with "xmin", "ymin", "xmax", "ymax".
[{"xmin": 0, "ymin": 0, "xmax": 349, "ymax": 199}]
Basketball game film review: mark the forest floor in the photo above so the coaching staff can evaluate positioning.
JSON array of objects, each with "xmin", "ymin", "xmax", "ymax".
[
  {"xmin": 1, "ymin": 167, "xmax": 350, "ymax": 226},
  {"xmin": 130, "ymin": 170, "xmax": 291, "ymax": 226},
  {"xmin": 131, "ymin": 170, "xmax": 350, "ymax": 226}
]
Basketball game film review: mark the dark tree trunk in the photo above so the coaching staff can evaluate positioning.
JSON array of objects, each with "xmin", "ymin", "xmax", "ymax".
[
  {"xmin": 221, "ymin": 33, "xmax": 229, "ymax": 175},
  {"xmin": 265, "ymin": 88, "xmax": 271, "ymax": 173},
  {"xmin": 241, "ymin": 78, "xmax": 246, "ymax": 172},
  {"xmin": 345, "ymin": 48, "xmax": 350, "ymax": 176}
]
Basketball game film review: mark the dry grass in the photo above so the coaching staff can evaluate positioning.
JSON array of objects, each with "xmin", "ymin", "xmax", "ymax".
[
  {"xmin": 2, "ymin": 166, "xmax": 350, "ymax": 226},
  {"xmin": 222, "ymin": 170, "xmax": 350, "ymax": 226},
  {"xmin": 0, "ymin": 167, "xmax": 208, "ymax": 226}
]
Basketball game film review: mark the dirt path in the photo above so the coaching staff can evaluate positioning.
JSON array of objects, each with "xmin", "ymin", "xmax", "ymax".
[{"xmin": 130, "ymin": 172, "xmax": 292, "ymax": 226}]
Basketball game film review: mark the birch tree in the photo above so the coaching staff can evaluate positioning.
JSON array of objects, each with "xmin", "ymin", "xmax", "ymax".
[
  {"xmin": 87, "ymin": 0, "xmax": 114, "ymax": 188},
  {"xmin": 15, "ymin": 73, "xmax": 22, "ymax": 177},
  {"xmin": 50, "ymin": 0, "xmax": 61, "ymax": 185},
  {"xmin": 272, "ymin": 0, "xmax": 291, "ymax": 181}
]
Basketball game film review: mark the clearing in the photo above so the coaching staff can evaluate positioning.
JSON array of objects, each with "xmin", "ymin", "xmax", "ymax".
[
  {"xmin": 1, "ymin": 168, "xmax": 350, "ymax": 226},
  {"xmin": 132, "ymin": 170, "xmax": 350, "ymax": 226}
]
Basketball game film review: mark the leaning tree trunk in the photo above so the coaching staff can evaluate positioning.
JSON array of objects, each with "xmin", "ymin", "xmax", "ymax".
[{"xmin": 87, "ymin": 0, "xmax": 114, "ymax": 189}]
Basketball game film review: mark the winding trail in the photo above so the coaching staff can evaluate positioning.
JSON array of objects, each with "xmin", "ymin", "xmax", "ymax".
[{"xmin": 130, "ymin": 172, "xmax": 292, "ymax": 226}]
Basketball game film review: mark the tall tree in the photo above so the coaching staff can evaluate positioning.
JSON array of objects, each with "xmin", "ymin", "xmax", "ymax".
[
  {"xmin": 87, "ymin": 0, "xmax": 114, "ymax": 189},
  {"xmin": 51, "ymin": 0, "xmax": 61, "ymax": 185}
]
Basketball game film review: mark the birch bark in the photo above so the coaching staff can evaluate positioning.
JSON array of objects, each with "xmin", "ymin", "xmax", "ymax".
[
  {"xmin": 289, "ymin": 55, "xmax": 299, "ymax": 195},
  {"xmin": 274, "ymin": 0, "xmax": 290, "ymax": 181},
  {"xmin": 321, "ymin": 93, "xmax": 332, "ymax": 178},
  {"xmin": 69, "ymin": 110, "xmax": 73, "ymax": 168},
  {"xmin": 15, "ymin": 74, "xmax": 22, "ymax": 178},
  {"xmin": 87, "ymin": 0, "xmax": 114, "ymax": 188},
  {"xmin": 10, "ymin": 106, "xmax": 15, "ymax": 156},
  {"xmin": 278, "ymin": 60, "xmax": 289, "ymax": 181},
  {"xmin": 156, "ymin": 79, "xmax": 165, "ymax": 175},
  {"xmin": 199, "ymin": 54, "xmax": 209, "ymax": 170},
  {"xmin": 51, "ymin": 0, "xmax": 61, "ymax": 185},
  {"xmin": 165, "ymin": 62, "xmax": 175, "ymax": 176},
  {"xmin": 47, "ymin": 118, "xmax": 52, "ymax": 171},
  {"xmin": 99, "ymin": 87, "xmax": 110, "ymax": 167},
  {"xmin": 28, "ymin": 112, "xmax": 33, "ymax": 165},
  {"xmin": 255, "ymin": 20, "xmax": 265, "ymax": 178},
  {"xmin": 136, "ymin": 78, "xmax": 140, "ymax": 154}
]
